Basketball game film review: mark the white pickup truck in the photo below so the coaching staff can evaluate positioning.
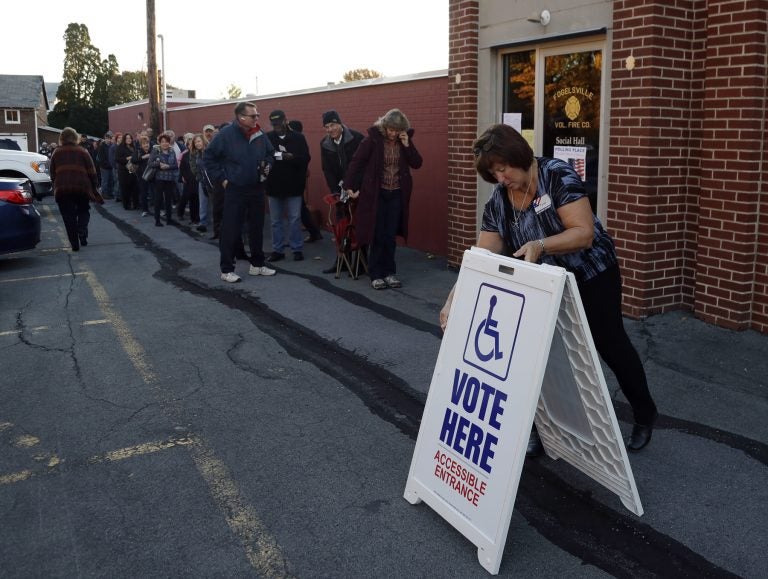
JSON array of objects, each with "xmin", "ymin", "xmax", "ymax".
[{"xmin": 0, "ymin": 149, "xmax": 52, "ymax": 200}]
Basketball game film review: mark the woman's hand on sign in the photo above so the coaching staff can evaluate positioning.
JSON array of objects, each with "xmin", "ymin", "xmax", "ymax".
[{"xmin": 440, "ymin": 286, "xmax": 456, "ymax": 333}]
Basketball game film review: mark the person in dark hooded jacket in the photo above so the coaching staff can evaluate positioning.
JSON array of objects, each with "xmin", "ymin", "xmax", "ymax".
[
  {"xmin": 343, "ymin": 109, "xmax": 423, "ymax": 290},
  {"xmin": 319, "ymin": 110, "xmax": 364, "ymax": 273},
  {"xmin": 319, "ymin": 110, "xmax": 364, "ymax": 196}
]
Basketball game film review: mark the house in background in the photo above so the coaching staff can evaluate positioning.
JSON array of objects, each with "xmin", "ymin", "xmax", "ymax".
[{"xmin": 0, "ymin": 74, "xmax": 49, "ymax": 152}]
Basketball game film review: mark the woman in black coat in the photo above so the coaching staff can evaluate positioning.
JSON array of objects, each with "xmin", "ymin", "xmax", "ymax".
[
  {"xmin": 177, "ymin": 136, "xmax": 200, "ymax": 224},
  {"xmin": 115, "ymin": 133, "xmax": 139, "ymax": 210}
]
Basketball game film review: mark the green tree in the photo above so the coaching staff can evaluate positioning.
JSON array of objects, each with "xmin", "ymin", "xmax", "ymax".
[
  {"xmin": 50, "ymin": 23, "xmax": 117, "ymax": 136},
  {"xmin": 58, "ymin": 23, "xmax": 102, "ymax": 103},
  {"xmin": 92, "ymin": 54, "xmax": 119, "ymax": 114},
  {"xmin": 342, "ymin": 68, "xmax": 382, "ymax": 82},
  {"xmin": 109, "ymin": 70, "xmax": 150, "ymax": 104}
]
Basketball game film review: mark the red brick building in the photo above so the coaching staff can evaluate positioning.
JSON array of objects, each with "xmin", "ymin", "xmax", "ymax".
[{"xmin": 447, "ymin": 0, "xmax": 767, "ymax": 333}]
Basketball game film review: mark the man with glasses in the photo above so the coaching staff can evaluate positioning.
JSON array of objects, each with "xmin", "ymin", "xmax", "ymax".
[{"xmin": 204, "ymin": 102, "xmax": 277, "ymax": 283}]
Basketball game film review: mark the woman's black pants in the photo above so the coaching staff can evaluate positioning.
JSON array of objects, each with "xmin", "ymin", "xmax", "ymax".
[{"xmin": 578, "ymin": 264, "xmax": 658, "ymax": 425}]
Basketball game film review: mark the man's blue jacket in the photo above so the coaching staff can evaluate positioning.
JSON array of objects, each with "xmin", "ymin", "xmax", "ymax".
[{"xmin": 203, "ymin": 120, "xmax": 275, "ymax": 188}]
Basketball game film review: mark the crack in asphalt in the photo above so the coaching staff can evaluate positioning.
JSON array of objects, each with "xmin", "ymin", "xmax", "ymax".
[{"xmin": 97, "ymin": 206, "xmax": 758, "ymax": 577}]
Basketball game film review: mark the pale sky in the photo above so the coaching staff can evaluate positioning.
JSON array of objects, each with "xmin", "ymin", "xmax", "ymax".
[{"xmin": 7, "ymin": 1, "xmax": 448, "ymax": 99}]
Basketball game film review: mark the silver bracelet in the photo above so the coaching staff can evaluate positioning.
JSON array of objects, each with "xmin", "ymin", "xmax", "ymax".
[{"xmin": 538, "ymin": 238, "xmax": 546, "ymax": 254}]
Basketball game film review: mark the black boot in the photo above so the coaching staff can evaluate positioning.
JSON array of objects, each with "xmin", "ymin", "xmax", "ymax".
[{"xmin": 626, "ymin": 411, "xmax": 658, "ymax": 452}]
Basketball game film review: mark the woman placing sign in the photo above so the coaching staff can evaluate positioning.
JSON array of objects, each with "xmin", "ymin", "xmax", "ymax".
[{"xmin": 439, "ymin": 124, "xmax": 658, "ymax": 455}]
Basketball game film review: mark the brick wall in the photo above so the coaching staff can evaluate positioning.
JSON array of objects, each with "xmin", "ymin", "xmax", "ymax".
[
  {"xmin": 110, "ymin": 75, "xmax": 450, "ymax": 255},
  {"xmin": 611, "ymin": 0, "xmax": 768, "ymax": 332},
  {"xmin": 446, "ymin": 0, "xmax": 480, "ymax": 267},
  {"xmin": 609, "ymin": 1, "xmax": 706, "ymax": 319},
  {"xmin": 695, "ymin": 0, "xmax": 768, "ymax": 332}
]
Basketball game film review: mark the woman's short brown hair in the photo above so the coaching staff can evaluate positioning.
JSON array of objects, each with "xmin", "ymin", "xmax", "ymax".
[
  {"xmin": 376, "ymin": 108, "xmax": 410, "ymax": 134},
  {"xmin": 473, "ymin": 124, "xmax": 534, "ymax": 184},
  {"xmin": 59, "ymin": 127, "xmax": 79, "ymax": 145}
]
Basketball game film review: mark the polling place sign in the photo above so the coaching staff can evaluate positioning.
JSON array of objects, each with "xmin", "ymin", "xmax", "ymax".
[{"xmin": 404, "ymin": 248, "xmax": 643, "ymax": 575}]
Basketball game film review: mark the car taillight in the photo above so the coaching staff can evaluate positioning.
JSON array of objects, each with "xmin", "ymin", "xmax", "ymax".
[{"xmin": 0, "ymin": 188, "xmax": 32, "ymax": 204}]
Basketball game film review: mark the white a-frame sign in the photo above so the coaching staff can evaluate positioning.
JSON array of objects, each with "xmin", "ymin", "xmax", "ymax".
[{"xmin": 404, "ymin": 247, "xmax": 643, "ymax": 575}]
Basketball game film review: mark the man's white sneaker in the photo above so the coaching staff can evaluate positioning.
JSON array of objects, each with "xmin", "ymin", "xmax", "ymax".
[
  {"xmin": 220, "ymin": 272, "xmax": 241, "ymax": 283},
  {"xmin": 249, "ymin": 265, "xmax": 276, "ymax": 276}
]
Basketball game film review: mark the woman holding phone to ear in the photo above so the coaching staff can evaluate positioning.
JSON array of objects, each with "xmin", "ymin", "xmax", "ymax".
[{"xmin": 344, "ymin": 108, "xmax": 423, "ymax": 290}]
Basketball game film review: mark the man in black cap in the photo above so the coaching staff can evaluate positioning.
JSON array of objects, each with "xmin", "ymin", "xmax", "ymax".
[
  {"xmin": 264, "ymin": 110, "xmax": 311, "ymax": 262},
  {"xmin": 319, "ymin": 110, "xmax": 364, "ymax": 272}
]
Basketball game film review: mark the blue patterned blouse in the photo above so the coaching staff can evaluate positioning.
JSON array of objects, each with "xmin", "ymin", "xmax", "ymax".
[{"xmin": 480, "ymin": 157, "xmax": 617, "ymax": 282}]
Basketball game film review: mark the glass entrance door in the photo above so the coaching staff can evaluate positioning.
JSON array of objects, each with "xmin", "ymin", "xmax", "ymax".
[
  {"xmin": 542, "ymin": 48, "xmax": 602, "ymax": 212},
  {"xmin": 503, "ymin": 40, "xmax": 606, "ymax": 216}
]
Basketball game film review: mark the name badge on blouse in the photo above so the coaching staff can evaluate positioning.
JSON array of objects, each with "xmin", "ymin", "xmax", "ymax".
[{"xmin": 533, "ymin": 193, "xmax": 552, "ymax": 214}]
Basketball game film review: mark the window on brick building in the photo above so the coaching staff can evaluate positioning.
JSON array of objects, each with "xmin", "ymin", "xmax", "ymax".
[{"xmin": 4, "ymin": 110, "xmax": 21, "ymax": 124}]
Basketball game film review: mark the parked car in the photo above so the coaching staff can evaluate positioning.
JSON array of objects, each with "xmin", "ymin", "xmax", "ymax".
[
  {"xmin": 0, "ymin": 177, "xmax": 41, "ymax": 254},
  {"xmin": 0, "ymin": 149, "xmax": 52, "ymax": 200}
]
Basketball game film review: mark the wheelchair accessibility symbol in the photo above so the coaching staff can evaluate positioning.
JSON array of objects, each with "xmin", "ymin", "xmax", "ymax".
[
  {"xmin": 475, "ymin": 295, "xmax": 503, "ymax": 362},
  {"xmin": 463, "ymin": 283, "xmax": 525, "ymax": 381}
]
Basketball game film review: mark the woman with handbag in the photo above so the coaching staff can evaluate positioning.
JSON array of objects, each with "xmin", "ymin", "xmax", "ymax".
[
  {"xmin": 148, "ymin": 134, "xmax": 179, "ymax": 227},
  {"xmin": 49, "ymin": 127, "xmax": 100, "ymax": 251},
  {"xmin": 116, "ymin": 132, "xmax": 139, "ymax": 210}
]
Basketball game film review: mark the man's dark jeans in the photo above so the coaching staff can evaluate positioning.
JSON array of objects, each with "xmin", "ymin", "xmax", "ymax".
[{"xmin": 219, "ymin": 184, "xmax": 266, "ymax": 273}]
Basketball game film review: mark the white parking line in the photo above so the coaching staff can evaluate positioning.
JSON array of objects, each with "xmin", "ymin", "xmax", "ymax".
[
  {"xmin": 0, "ymin": 319, "xmax": 108, "ymax": 337},
  {"xmin": 83, "ymin": 265, "xmax": 290, "ymax": 576},
  {"xmin": 0, "ymin": 271, "xmax": 88, "ymax": 284}
]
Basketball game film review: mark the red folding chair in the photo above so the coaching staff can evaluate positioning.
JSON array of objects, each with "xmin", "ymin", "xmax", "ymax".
[{"xmin": 322, "ymin": 194, "xmax": 368, "ymax": 279}]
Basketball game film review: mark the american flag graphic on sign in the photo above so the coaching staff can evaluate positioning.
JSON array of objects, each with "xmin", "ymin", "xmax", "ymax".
[{"xmin": 568, "ymin": 158, "xmax": 586, "ymax": 182}]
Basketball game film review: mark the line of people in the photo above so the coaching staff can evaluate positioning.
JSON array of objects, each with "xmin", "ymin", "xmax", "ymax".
[
  {"xmin": 94, "ymin": 126, "xmax": 217, "ymax": 230},
  {"xmin": 53, "ymin": 102, "xmax": 424, "ymax": 292},
  {"xmin": 203, "ymin": 102, "xmax": 423, "ymax": 288}
]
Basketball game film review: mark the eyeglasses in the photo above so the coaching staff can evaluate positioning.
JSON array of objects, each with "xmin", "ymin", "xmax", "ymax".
[{"xmin": 241, "ymin": 113, "xmax": 260, "ymax": 119}]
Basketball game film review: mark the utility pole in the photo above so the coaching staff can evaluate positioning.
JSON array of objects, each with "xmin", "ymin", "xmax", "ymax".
[
  {"xmin": 158, "ymin": 34, "xmax": 167, "ymax": 132},
  {"xmin": 146, "ymin": 0, "xmax": 160, "ymax": 135}
]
